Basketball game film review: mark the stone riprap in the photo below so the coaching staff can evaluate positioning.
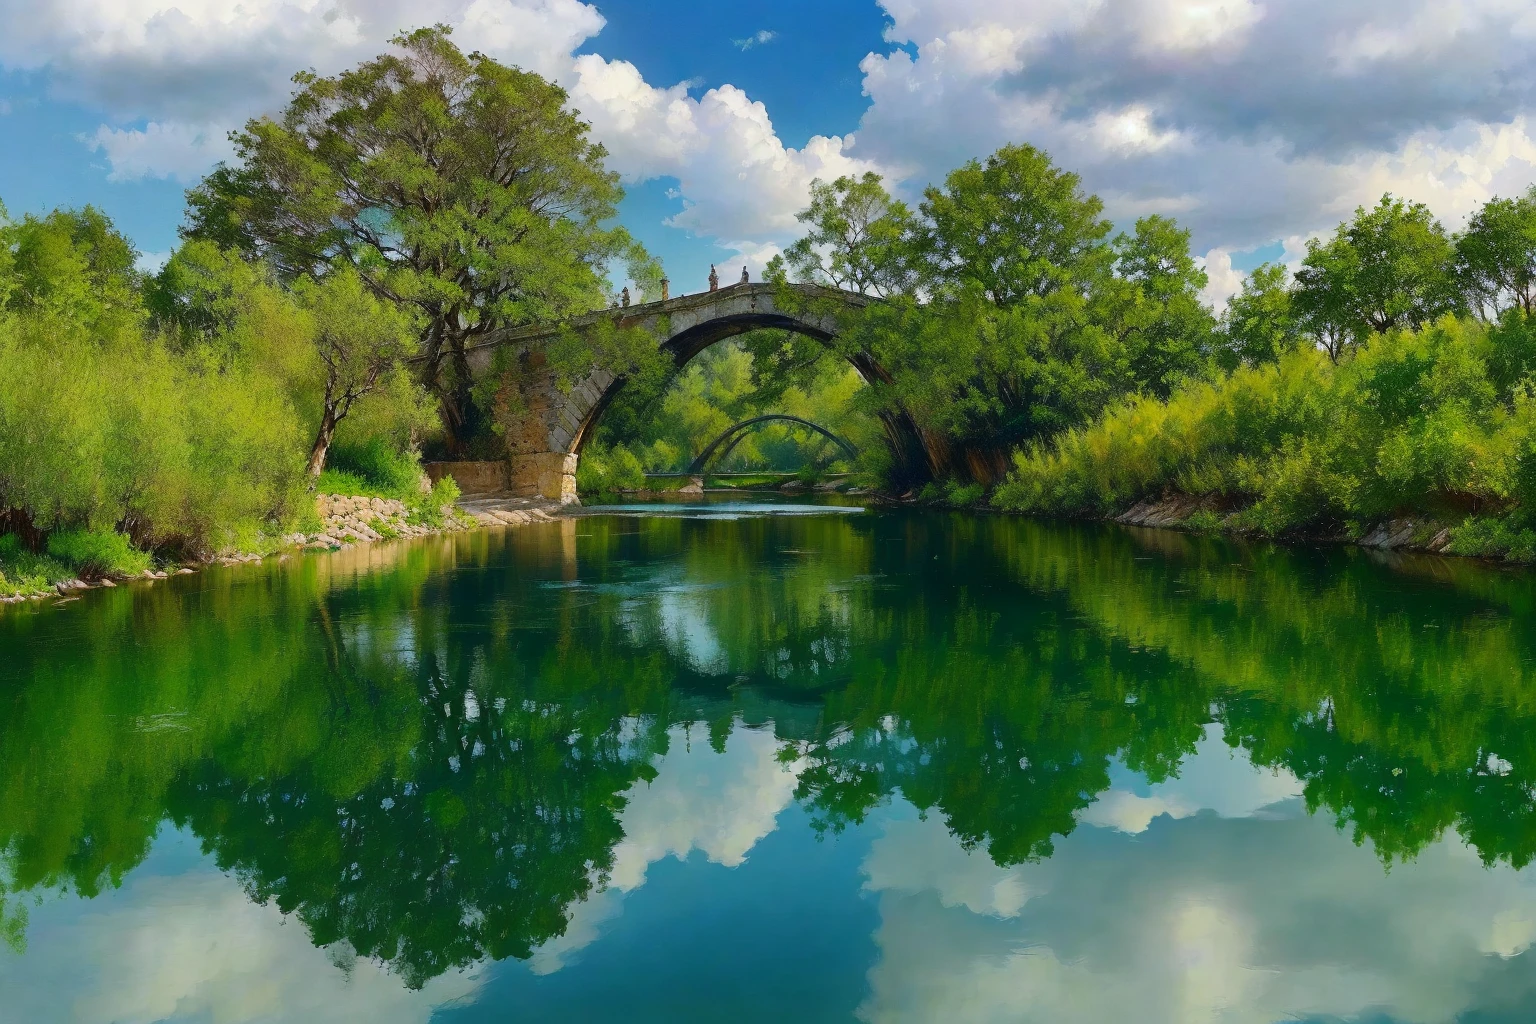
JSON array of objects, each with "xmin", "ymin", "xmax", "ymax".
[{"xmin": 287, "ymin": 493, "xmax": 466, "ymax": 551}]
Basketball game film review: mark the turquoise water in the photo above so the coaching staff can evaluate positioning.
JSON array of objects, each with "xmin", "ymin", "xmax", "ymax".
[{"xmin": 4, "ymin": 503, "xmax": 1536, "ymax": 1022}]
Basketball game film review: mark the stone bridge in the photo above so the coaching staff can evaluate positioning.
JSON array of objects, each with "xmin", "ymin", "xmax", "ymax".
[{"xmin": 459, "ymin": 281, "xmax": 924, "ymax": 502}]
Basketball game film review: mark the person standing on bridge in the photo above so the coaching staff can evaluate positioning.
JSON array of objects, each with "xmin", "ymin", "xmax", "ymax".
[
  {"xmin": 708, "ymin": 265, "xmax": 719, "ymax": 291},
  {"xmin": 740, "ymin": 266, "xmax": 749, "ymax": 285}
]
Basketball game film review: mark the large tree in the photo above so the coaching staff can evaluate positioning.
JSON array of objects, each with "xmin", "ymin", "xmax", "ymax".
[
  {"xmin": 1293, "ymin": 194, "xmax": 1460, "ymax": 360},
  {"xmin": 184, "ymin": 26, "xmax": 649, "ymax": 452},
  {"xmin": 1456, "ymin": 189, "xmax": 1536, "ymax": 321}
]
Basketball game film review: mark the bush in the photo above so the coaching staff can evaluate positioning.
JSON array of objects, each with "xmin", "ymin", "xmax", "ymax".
[
  {"xmin": 576, "ymin": 443, "xmax": 646, "ymax": 498},
  {"xmin": 45, "ymin": 529, "xmax": 153, "ymax": 578},
  {"xmin": 0, "ymin": 533, "xmax": 76, "ymax": 595},
  {"xmin": 405, "ymin": 476, "xmax": 461, "ymax": 530},
  {"xmin": 945, "ymin": 481, "xmax": 986, "ymax": 507},
  {"xmin": 326, "ymin": 436, "xmax": 424, "ymax": 497},
  {"xmin": 995, "ymin": 320, "xmax": 1536, "ymax": 544}
]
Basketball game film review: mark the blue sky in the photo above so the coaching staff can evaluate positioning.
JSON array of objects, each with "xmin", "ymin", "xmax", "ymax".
[
  {"xmin": 3, "ymin": 0, "xmax": 1536, "ymax": 305},
  {"xmin": 0, "ymin": 0, "xmax": 896, "ymax": 292}
]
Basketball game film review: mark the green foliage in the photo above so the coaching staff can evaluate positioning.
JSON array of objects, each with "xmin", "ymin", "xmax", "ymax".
[
  {"xmin": 293, "ymin": 268, "xmax": 420, "ymax": 479},
  {"xmin": 184, "ymin": 25, "xmax": 648, "ymax": 452},
  {"xmin": 996, "ymin": 316, "xmax": 1536, "ymax": 543},
  {"xmin": 327, "ymin": 437, "xmax": 424, "ymax": 497},
  {"xmin": 0, "ymin": 535, "xmax": 74, "ymax": 597},
  {"xmin": 776, "ymin": 172, "xmax": 916, "ymax": 297},
  {"xmin": 576, "ymin": 442, "xmax": 646, "ymax": 498},
  {"xmin": 590, "ymin": 336, "xmax": 877, "ymax": 477},
  {"xmin": 45, "ymin": 530, "xmax": 152, "ymax": 578},
  {"xmin": 405, "ymin": 476, "xmax": 462, "ymax": 530},
  {"xmin": 1455, "ymin": 187, "xmax": 1536, "ymax": 321},
  {"xmin": 772, "ymin": 144, "xmax": 1219, "ymax": 484},
  {"xmin": 1294, "ymin": 194, "xmax": 1461, "ymax": 361},
  {"xmin": 1218, "ymin": 262, "xmax": 1301, "ymax": 369}
]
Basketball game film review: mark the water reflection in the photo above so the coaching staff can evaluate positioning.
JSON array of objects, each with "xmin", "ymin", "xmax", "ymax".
[{"xmin": 4, "ymin": 507, "xmax": 1536, "ymax": 1020}]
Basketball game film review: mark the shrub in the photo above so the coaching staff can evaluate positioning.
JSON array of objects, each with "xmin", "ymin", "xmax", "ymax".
[
  {"xmin": 576, "ymin": 443, "xmax": 646, "ymax": 498},
  {"xmin": 45, "ymin": 529, "xmax": 152, "ymax": 578},
  {"xmin": 405, "ymin": 476, "xmax": 461, "ymax": 530},
  {"xmin": 0, "ymin": 534, "xmax": 77, "ymax": 595},
  {"xmin": 945, "ymin": 481, "xmax": 986, "ymax": 506},
  {"xmin": 327, "ymin": 436, "xmax": 424, "ymax": 497},
  {"xmin": 994, "ymin": 320, "xmax": 1536, "ymax": 546}
]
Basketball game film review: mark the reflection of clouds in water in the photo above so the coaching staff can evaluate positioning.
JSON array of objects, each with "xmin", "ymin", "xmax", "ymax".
[
  {"xmin": 529, "ymin": 722, "xmax": 803, "ymax": 973},
  {"xmin": 1079, "ymin": 724, "xmax": 1304, "ymax": 833},
  {"xmin": 617, "ymin": 579, "xmax": 729, "ymax": 675},
  {"xmin": 2, "ymin": 839, "xmax": 481, "ymax": 1024},
  {"xmin": 859, "ymin": 751, "xmax": 1536, "ymax": 1024}
]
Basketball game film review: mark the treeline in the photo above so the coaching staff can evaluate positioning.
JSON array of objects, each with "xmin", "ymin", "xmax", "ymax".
[
  {"xmin": 773, "ymin": 152, "xmax": 1536, "ymax": 557},
  {"xmin": 0, "ymin": 28, "xmax": 652, "ymax": 593}
]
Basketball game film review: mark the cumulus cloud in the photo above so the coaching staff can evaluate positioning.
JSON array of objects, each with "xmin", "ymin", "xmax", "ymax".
[
  {"xmin": 858, "ymin": 0, "xmax": 1536, "ymax": 259},
  {"xmin": 87, "ymin": 121, "xmax": 235, "ymax": 182},
  {"xmin": 11, "ymin": 0, "xmax": 1536, "ymax": 289},
  {"xmin": 1077, "ymin": 725, "xmax": 1304, "ymax": 833},
  {"xmin": 0, "ymin": 0, "xmax": 609, "ymax": 180},
  {"xmin": 568, "ymin": 56, "xmax": 879, "ymax": 250},
  {"xmin": 0, "ymin": 0, "xmax": 872, "ymax": 270}
]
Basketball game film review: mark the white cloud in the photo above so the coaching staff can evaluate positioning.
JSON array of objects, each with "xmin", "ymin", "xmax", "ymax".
[
  {"xmin": 1078, "ymin": 725, "xmax": 1304, "ymax": 833},
  {"xmin": 87, "ymin": 121, "xmax": 235, "ymax": 182},
  {"xmin": 858, "ymin": 0, "xmax": 1536, "ymax": 253},
  {"xmin": 734, "ymin": 30, "xmax": 777, "ymax": 51},
  {"xmin": 13, "ymin": 0, "xmax": 1536, "ymax": 281},
  {"xmin": 0, "ymin": 0, "xmax": 878, "ymax": 271},
  {"xmin": 569, "ymin": 58, "xmax": 881, "ymax": 243},
  {"xmin": 1198, "ymin": 248, "xmax": 1246, "ymax": 314}
]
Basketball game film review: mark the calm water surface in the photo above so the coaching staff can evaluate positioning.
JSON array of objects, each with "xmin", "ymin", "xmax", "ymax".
[{"xmin": 4, "ymin": 502, "xmax": 1536, "ymax": 1022}]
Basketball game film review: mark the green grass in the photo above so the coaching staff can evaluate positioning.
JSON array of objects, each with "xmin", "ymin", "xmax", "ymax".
[
  {"xmin": 46, "ymin": 529, "xmax": 153, "ymax": 578},
  {"xmin": 0, "ymin": 535, "xmax": 80, "ymax": 597}
]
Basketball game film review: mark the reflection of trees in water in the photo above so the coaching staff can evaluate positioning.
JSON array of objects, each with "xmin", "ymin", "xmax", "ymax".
[{"xmin": 5, "ymin": 514, "xmax": 1536, "ymax": 978}]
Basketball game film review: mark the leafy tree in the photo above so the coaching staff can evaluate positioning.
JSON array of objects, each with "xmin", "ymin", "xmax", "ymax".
[
  {"xmin": 1294, "ymin": 194, "xmax": 1459, "ymax": 360},
  {"xmin": 294, "ymin": 270, "xmax": 419, "ymax": 479},
  {"xmin": 1219, "ymin": 262, "xmax": 1302, "ymax": 368},
  {"xmin": 1, "ymin": 206, "xmax": 141, "ymax": 336},
  {"xmin": 1456, "ymin": 189, "xmax": 1536, "ymax": 320},
  {"xmin": 1111, "ymin": 214, "xmax": 1216, "ymax": 396},
  {"xmin": 183, "ymin": 26, "xmax": 650, "ymax": 451},
  {"xmin": 777, "ymin": 173, "xmax": 916, "ymax": 297},
  {"xmin": 915, "ymin": 143, "xmax": 1113, "ymax": 304}
]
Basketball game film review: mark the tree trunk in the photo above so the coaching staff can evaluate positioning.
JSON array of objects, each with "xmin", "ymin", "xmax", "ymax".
[{"xmin": 307, "ymin": 406, "xmax": 339, "ymax": 483}]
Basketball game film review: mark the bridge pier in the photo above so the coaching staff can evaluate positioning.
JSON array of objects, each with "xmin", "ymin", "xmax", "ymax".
[{"xmin": 509, "ymin": 451, "xmax": 579, "ymax": 504}]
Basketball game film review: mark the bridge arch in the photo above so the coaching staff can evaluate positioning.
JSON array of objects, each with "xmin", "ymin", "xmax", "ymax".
[
  {"xmin": 460, "ymin": 282, "xmax": 929, "ymax": 502},
  {"xmin": 686, "ymin": 415, "xmax": 859, "ymax": 475}
]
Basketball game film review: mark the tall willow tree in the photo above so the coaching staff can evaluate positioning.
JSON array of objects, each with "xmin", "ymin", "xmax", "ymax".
[{"xmin": 184, "ymin": 26, "xmax": 651, "ymax": 452}]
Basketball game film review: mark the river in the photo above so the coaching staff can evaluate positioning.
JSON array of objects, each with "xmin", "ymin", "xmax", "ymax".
[{"xmin": 3, "ymin": 501, "xmax": 1536, "ymax": 1022}]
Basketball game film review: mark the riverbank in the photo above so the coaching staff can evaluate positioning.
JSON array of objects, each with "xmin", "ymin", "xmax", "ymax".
[
  {"xmin": 1106, "ymin": 493, "xmax": 1463, "ymax": 556},
  {"xmin": 0, "ymin": 492, "xmax": 567, "ymax": 605}
]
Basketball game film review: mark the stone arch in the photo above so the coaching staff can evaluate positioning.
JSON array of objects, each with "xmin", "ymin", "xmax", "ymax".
[
  {"xmin": 685, "ymin": 415, "xmax": 859, "ymax": 475},
  {"xmin": 460, "ymin": 283, "xmax": 929, "ymax": 502}
]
